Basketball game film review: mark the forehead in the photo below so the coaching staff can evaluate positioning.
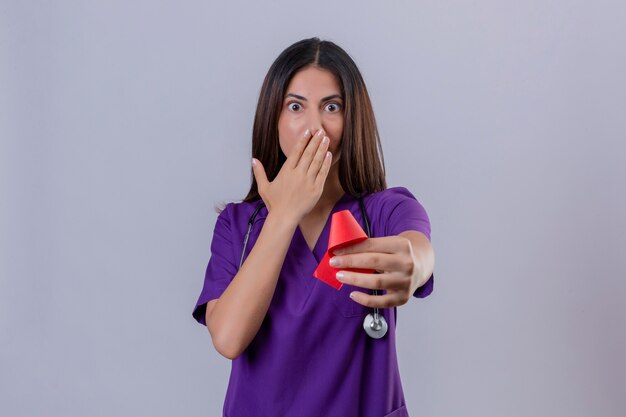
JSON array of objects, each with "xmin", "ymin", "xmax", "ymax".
[{"xmin": 285, "ymin": 66, "xmax": 341, "ymax": 97}]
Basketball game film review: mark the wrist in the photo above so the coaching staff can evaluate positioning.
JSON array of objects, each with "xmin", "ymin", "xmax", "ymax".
[{"xmin": 266, "ymin": 209, "xmax": 299, "ymax": 229}]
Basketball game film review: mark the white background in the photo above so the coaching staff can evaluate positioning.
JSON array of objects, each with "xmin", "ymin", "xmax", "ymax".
[{"xmin": 1, "ymin": 1, "xmax": 625, "ymax": 416}]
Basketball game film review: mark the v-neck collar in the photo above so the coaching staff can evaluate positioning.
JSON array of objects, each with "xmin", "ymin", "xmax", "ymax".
[{"xmin": 294, "ymin": 191, "xmax": 353, "ymax": 265}]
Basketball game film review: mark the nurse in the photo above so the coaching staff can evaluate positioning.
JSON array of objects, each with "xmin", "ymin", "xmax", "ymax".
[{"xmin": 192, "ymin": 37, "xmax": 435, "ymax": 417}]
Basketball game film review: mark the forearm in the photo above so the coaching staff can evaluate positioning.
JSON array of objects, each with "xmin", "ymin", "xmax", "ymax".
[
  {"xmin": 413, "ymin": 243, "xmax": 434, "ymax": 293},
  {"xmin": 209, "ymin": 210, "xmax": 298, "ymax": 358}
]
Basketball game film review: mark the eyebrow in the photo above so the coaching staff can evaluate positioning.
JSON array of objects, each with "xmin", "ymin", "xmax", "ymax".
[{"xmin": 285, "ymin": 93, "xmax": 343, "ymax": 102}]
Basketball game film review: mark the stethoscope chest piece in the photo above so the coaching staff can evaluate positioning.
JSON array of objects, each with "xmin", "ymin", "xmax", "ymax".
[{"xmin": 363, "ymin": 312, "xmax": 388, "ymax": 339}]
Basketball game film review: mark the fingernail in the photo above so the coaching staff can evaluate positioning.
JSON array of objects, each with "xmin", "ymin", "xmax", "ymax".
[
  {"xmin": 349, "ymin": 292, "xmax": 355, "ymax": 299},
  {"xmin": 336, "ymin": 271, "xmax": 345, "ymax": 282},
  {"xmin": 251, "ymin": 158, "xmax": 257, "ymax": 166},
  {"xmin": 329, "ymin": 257, "xmax": 339, "ymax": 267},
  {"xmin": 322, "ymin": 136, "xmax": 329, "ymax": 144},
  {"xmin": 303, "ymin": 129, "xmax": 310, "ymax": 138},
  {"xmin": 317, "ymin": 129, "xmax": 325, "ymax": 137}
]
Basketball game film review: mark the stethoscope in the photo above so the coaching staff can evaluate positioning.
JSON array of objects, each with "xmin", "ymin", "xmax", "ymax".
[{"xmin": 239, "ymin": 193, "xmax": 388, "ymax": 339}]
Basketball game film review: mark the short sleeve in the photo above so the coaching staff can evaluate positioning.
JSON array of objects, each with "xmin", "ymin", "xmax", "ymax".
[
  {"xmin": 381, "ymin": 187, "xmax": 434, "ymax": 299},
  {"xmin": 192, "ymin": 203, "xmax": 239, "ymax": 326}
]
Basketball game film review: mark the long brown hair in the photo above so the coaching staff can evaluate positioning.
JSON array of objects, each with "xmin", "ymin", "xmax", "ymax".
[{"xmin": 218, "ymin": 37, "xmax": 387, "ymax": 212}]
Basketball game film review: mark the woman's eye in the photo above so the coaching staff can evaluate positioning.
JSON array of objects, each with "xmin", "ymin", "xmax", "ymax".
[
  {"xmin": 325, "ymin": 102, "xmax": 342, "ymax": 113},
  {"xmin": 287, "ymin": 102, "xmax": 302, "ymax": 112}
]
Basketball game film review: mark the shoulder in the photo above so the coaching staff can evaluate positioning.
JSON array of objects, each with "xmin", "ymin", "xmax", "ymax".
[
  {"xmin": 214, "ymin": 199, "xmax": 267, "ymax": 230},
  {"xmin": 209, "ymin": 200, "xmax": 266, "ymax": 259},
  {"xmin": 364, "ymin": 186, "xmax": 424, "ymax": 210},
  {"xmin": 363, "ymin": 186, "xmax": 431, "ymax": 239}
]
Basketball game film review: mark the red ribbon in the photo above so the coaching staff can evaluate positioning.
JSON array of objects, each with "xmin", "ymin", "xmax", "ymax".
[{"xmin": 313, "ymin": 209, "xmax": 375, "ymax": 290}]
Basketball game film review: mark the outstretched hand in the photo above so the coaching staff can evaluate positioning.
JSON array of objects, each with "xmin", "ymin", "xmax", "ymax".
[{"xmin": 331, "ymin": 235, "xmax": 424, "ymax": 308}]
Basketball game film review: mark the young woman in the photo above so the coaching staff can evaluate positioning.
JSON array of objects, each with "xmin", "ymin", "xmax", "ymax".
[{"xmin": 192, "ymin": 37, "xmax": 435, "ymax": 417}]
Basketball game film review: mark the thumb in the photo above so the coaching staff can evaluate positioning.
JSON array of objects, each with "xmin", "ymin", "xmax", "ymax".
[{"xmin": 251, "ymin": 158, "xmax": 268, "ymax": 189}]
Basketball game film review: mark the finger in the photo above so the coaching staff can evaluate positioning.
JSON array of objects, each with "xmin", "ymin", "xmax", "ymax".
[
  {"xmin": 285, "ymin": 128, "xmax": 313, "ymax": 170},
  {"xmin": 295, "ymin": 128, "xmax": 325, "ymax": 172},
  {"xmin": 331, "ymin": 252, "xmax": 405, "ymax": 272},
  {"xmin": 251, "ymin": 158, "xmax": 268, "ymax": 190},
  {"xmin": 333, "ymin": 236, "xmax": 409, "ymax": 256},
  {"xmin": 337, "ymin": 270, "xmax": 408, "ymax": 291},
  {"xmin": 315, "ymin": 150, "xmax": 332, "ymax": 188},
  {"xmin": 349, "ymin": 289, "xmax": 409, "ymax": 309},
  {"xmin": 307, "ymin": 134, "xmax": 330, "ymax": 177}
]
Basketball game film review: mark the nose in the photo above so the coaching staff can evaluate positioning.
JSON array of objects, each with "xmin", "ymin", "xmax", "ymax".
[
  {"xmin": 311, "ymin": 126, "xmax": 324, "ymax": 137},
  {"xmin": 308, "ymin": 108, "xmax": 324, "ymax": 136},
  {"xmin": 310, "ymin": 124, "xmax": 324, "ymax": 135}
]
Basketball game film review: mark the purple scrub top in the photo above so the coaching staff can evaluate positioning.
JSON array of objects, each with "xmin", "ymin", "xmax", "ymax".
[{"xmin": 192, "ymin": 186, "xmax": 434, "ymax": 417}]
